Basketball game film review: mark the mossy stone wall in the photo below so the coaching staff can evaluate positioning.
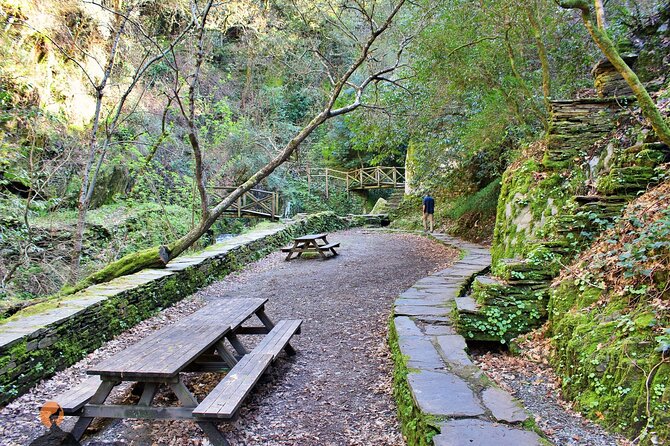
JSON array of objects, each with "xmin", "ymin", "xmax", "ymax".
[
  {"xmin": 549, "ymin": 282, "xmax": 669, "ymax": 444},
  {"xmin": 0, "ymin": 213, "xmax": 353, "ymax": 405}
]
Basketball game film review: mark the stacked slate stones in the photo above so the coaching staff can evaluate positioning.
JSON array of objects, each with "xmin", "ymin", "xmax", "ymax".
[{"xmin": 455, "ymin": 55, "xmax": 669, "ymax": 344}]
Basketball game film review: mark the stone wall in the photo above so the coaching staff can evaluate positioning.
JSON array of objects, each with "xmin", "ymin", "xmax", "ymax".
[
  {"xmin": 468, "ymin": 92, "xmax": 667, "ymax": 342},
  {"xmin": 0, "ymin": 213, "xmax": 355, "ymax": 405}
]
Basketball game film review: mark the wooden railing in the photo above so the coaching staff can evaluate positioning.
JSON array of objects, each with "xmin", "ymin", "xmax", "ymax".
[
  {"xmin": 308, "ymin": 166, "xmax": 405, "ymax": 195},
  {"xmin": 209, "ymin": 187, "xmax": 280, "ymax": 220}
]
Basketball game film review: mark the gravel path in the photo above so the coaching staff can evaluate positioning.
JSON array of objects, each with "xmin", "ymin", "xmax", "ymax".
[
  {"xmin": 471, "ymin": 329, "xmax": 632, "ymax": 446},
  {"xmin": 0, "ymin": 229, "xmax": 458, "ymax": 446}
]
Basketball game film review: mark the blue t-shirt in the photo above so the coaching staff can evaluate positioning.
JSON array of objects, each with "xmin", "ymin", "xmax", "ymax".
[{"xmin": 423, "ymin": 196, "xmax": 435, "ymax": 214}]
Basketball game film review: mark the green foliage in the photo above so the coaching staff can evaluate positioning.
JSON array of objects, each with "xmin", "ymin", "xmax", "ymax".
[{"xmin": 442, "ymin": 179, "xmax": 501, "ymax": 222}]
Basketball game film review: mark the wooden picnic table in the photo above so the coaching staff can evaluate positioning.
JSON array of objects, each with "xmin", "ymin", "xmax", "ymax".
[
  {"xmin": 52, "ymin": 298, "xmax": 301, "ymax": 446},
  {"xmin": 281, "ymin": 233, "xmax": 340, "ymax": 260}
]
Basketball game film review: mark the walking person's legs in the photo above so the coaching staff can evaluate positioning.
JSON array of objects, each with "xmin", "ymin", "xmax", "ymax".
[
  {"xmin": 429, "ymin": 213, "xmax": 434, "ymax": 232},
  {"xmin": 423, "ymin": 212, "xmax": 428, "ymax": 231}
]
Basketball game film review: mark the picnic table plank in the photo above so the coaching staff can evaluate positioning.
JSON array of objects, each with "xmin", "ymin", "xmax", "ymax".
[
  {"xmin": 88, "ymin": 298, "xmax": 266, "ymax": 379},
  {"xmin": 318, "ymin": 242, "xmax": 339, "ymax": 250},
  {"xmin": 54, "ymin": 376, "xmax": 104, "ymax": 414},
  {"xmin": 193, "ymin": 353, "xmax": 273, "ymax": 418},
  {"xmin": 293, "ymin": 233, "xmax": 327, "ymax": 241},
  {"xmin": 193, "ymin": 320, "xmax": 301, "ymax": 419}
]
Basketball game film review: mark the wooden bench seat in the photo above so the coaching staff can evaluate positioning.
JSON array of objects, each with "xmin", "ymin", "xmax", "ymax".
[
  {"xmin": 53, "ymin": 376, "xmax": 105, "ymax": 414},
  {"xmin": 318, "ymin": 242, "xmax": 340, "ymax": 251},
  {"xmin": 193, "ymin": 319, "xmax": 301, "ymax": 420}
]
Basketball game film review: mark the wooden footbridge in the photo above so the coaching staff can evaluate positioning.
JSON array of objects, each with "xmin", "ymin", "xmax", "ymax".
[
  {"xmin": 209, "ymin": 187, "xmax": 281, "ymax": 220},
  {"xmin": 208, "ymin": 166, "xmax": 405, "ymax": 220},
  {"xmin": 308, "ymin": 166, "xmax": 405, "ymax": 195}
]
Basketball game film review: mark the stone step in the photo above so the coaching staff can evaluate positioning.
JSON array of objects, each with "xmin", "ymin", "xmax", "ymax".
[
  {"xmin": 482, "ymin": 387, "xmax": 529, "ymax": 423},
  {"xmin": 455, "ymin": 296, "xmax": 479, "ymax": 314},
  {"xmin": 434, "ymin": 419, "xmax": 543, "ymax": 446},
  {"xmin": 435, "ymin": 335, "xmax": 472, "ymax": 367},
  {"xmin": 398, "ymin": 335, "xmax": 446, "ymax": 370},
  {"xmin": 408, "ymin": 370, "xmax": 484, "ymax": 417},
  {"xmin": 394, "ymin": 305, "xmax": 450, "ymax": 318}
]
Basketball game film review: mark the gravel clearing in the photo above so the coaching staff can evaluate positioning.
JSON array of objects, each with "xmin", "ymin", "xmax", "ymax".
[{"xmin": 0, "ymin": 229, "xmax": 458, "ymax": 446}]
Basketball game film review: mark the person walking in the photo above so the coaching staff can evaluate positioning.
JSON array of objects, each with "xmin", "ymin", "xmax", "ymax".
[{"xmin": 422, "ymin": 193, "xmax": 435, "ymax": 232}]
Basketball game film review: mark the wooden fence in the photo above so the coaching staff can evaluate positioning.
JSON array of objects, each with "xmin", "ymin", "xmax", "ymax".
[
  {"xmin": 308, "ymin": 166, "xmax": 405, "ymax": 197},
  {"xmin": 209, "ymin": 187, "xmax": 280, "ymax": 220}
]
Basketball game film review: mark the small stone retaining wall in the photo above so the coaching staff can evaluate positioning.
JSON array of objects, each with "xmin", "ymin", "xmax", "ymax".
[
  {"xmin": 0, "ymin": 212, "xmax": 359, "ymax": 405},
  {"xmin": 390, "ymin": 233, "xmax": 546, "ymax": 446}
]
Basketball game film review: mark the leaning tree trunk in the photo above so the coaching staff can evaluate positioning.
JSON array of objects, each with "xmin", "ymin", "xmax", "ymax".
[
  {"xmin": 71, "ymin": 111, "xmax": 330, "ymax": 293},
  {"xmin": 526, "ymin": 4, "xmax": 552, "ymax": 116}
]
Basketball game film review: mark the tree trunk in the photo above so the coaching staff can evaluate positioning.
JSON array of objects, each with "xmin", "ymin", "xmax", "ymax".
[
  {"xmin": 558, "ymin": 0, "xmax": 670, "ymax": 146},
  {"xmin": 504, "ymin": 27, "xmax": 547, "ymax": 127},
  {"xmin": 526, "ymin": 4, "xmax": 552, "ymax": 116}
]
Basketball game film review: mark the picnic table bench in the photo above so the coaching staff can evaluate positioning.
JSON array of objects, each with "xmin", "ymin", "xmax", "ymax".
[
  {"xmin": 49, "ymin": 298, "xmax": 301, "ymax": 446},
  {"xmin": 281, "ymin": 233, "xmax": 340, "ymax": 260}
]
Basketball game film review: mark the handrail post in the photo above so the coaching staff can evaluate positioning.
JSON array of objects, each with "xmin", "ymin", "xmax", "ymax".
[{"xmin": 271, "ymin": 192, "xmax": 276, "ymax": 219}]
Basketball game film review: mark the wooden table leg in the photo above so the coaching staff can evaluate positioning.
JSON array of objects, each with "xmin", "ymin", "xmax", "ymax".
[
  {"xmin": 314, "ymin": 240, "xmax": 327, "ymax": 259},
  {"xmin": 256, "ymin": 307, "xmax": 296, "ymax": 356},
  {"xmin": 197, "ymin": 421, "xmax": 231, "ymax": 446},
  {"xmin": 285, "ymin": 241, "xmax": 299, "ymax": 260},
  {"xmin": 226, "ymin": 332, "xmax": 248, "ymax": 356},
  {"xmin": 255, "ymin": 307, "xmax": 275, "ymax": 330},
  {"xmin": 138, "ymin": 383, "xmax": 158, "ymax": 407},
  {"xmin": 295, "ymin": 242, "xmax": 307, "ymax": 259},
  {"xmin": 214, "ymin": 340, "xmax": 238, "ymax": 367},
  {"xmin": 170, "ymin": 380, "xmax": 230, "ymax": 446},
  {"xmin": 71, "ymin": 379, "xmax": 116, "ymax": 440}
]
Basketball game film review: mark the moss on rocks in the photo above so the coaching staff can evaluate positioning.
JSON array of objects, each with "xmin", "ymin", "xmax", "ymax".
[
  {"xmin": 388, "ymin": 317, "xmax": 440, "ymax": 446},
  {"xmin": 549, "ymin": 282, "xmax": 669, "ymax": 444},
  {"xmin": 456, "ymin": 275, "xmax": 548, "ymax": 343}
]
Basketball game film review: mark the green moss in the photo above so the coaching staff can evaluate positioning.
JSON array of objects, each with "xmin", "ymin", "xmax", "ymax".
[
  {"xmin": 388, "ymin": 317, "xmax": 441, "ymax": 446},
  {"xmin": 492, "ymin": 152, "xmax": 584, "ymax": 266},
  {"xmin": 549, "ymin": 282, "xmax": 670, "ymax": 444}
]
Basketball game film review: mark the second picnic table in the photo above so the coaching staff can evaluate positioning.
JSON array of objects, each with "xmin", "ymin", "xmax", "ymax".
[{"xmin": 281, "ymin": 233, "xmax": 340, "ymax": 260}]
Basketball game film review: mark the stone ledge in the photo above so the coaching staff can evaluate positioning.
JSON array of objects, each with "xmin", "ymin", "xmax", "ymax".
[
  {"xmin": 434, "ymin": 419, "xmax": 543, "ymax": 446},
  {"xmin": 391, "ymin": 232, "xmax": 546, "ymax": 446}
]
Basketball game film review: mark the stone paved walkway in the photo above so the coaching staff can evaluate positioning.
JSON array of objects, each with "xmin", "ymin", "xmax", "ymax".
[{"xmin": 392, "ymin": 232, "xmax": 546, "ymax": 446}]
